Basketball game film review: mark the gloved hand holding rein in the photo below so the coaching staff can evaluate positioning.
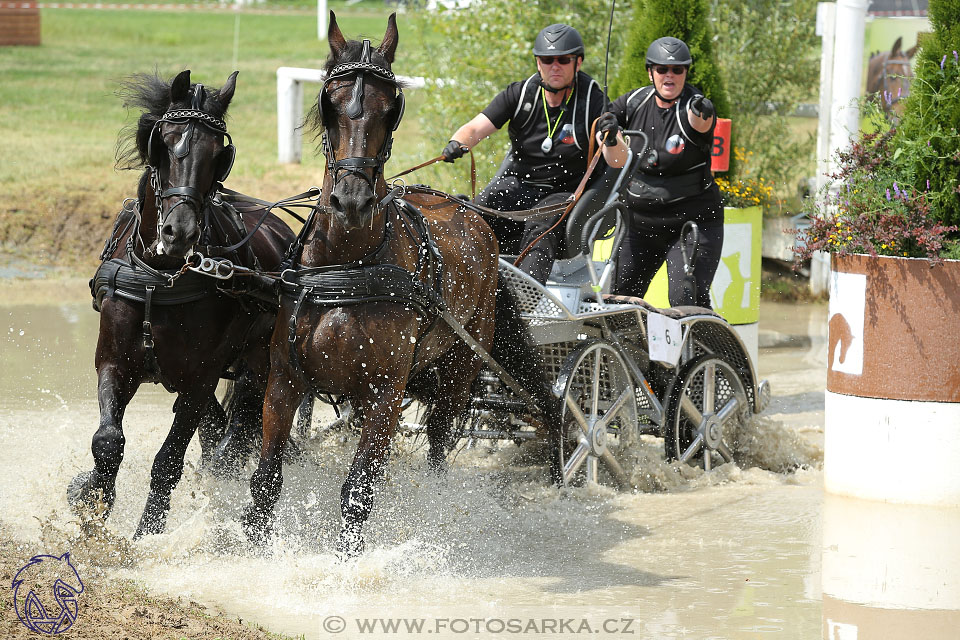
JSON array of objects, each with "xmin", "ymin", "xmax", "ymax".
[
  {"xmin": 441, "ymin": 139, "xmax": 469, "ymax": 162},
  {"xmin": 595, "ymin": 112, "xmax": 620, "ymax": 147},
  {"xmin": 688, "ymin": 95, "xmax": 714, "ymax": 120}
]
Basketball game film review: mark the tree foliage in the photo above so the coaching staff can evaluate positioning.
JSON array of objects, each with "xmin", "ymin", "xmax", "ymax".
[
  {"xmin": 708, "ymin": 0, "xmax": 819, "ymax": 197},
  {"xmin": 611, "ymin": 0, "xmax": 730, "ymax": 120},
  {"xmin": 894, "ymin": 0, "xmax": 960, "ymax": 244}
]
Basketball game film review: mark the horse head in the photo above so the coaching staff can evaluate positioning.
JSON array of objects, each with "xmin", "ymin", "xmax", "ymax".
[
  {"xmin": 866, "ymin": 36, "xmax": 916, "ymax": 117},
  {"xmin": 315, "ymin": 11, "xmax": 403, "ymax": 230},
  {"xmin": 139, "ymin": 70, "xmax": 238, "ymax": 259}
]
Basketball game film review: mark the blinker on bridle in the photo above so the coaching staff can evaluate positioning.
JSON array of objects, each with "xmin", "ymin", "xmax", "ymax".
[
  {"xmin": 147, "ymin": 83, "xmax": 236, "ymax": 220},
  {"xmin": 320, "ymin": 39, "xmax": 406, "ymax": 193}
]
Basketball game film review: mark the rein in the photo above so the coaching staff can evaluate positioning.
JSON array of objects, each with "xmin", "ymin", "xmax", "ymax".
[{"xmin": 387, "ymin": 148, "xmax": 477, "ymax": 201}]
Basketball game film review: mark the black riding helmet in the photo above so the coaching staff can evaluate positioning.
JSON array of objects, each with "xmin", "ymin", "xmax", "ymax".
[
  {"xmin": 533, "ymin": 24, "xmax": 585, "ymax": 58},
  {"xmin": 645, "ymin": 36, "xmax": 693, "ymax": 67}
]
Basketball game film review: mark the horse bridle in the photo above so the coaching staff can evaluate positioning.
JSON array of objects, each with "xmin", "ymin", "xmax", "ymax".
[
  {"xmin": 319, "ymin": 40, "xmax": 405, "ymax": 194},
  {"xmin": 881, "ymin": 58, "xmax": 911, "ymax": 106},
  {"xmin": 147, "ymin": 84, "xmax": 236, "ymax": 234}
]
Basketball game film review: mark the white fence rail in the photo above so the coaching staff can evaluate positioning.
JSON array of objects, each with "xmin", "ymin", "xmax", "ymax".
[{"xmin": 277, "ymin": 66, "xmax": 426, "ymax": 164}]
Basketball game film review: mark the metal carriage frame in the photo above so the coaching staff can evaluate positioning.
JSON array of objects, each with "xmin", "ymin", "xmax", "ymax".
[{"xmin": 406, "ymin": 139, "xmax": 771, "ymax": 488}]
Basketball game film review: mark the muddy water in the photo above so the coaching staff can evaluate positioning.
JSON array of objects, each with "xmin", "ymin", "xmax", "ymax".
[{"xmin": 0, "ymin": 280, "xmax": 947, "ymax": 639}]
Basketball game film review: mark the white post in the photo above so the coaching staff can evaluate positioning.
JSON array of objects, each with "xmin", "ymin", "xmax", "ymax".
[
  {"xmin": 811, "ymin": 0, "xmax": 868, "ymax": 295},
  {"xmin": 815, "ymin": 2, "xmax": 836, "ymax": 196},
  {"xmin": 811, "ymin": 2, "xmax": 838, "ymax": 295},
  {"xmin": 318, "ymin": 0, "xmax": 327, "ymax": 40},
  {"xmin": 277, "ymin": 69, "xmax": 304, "ymax": 164}
]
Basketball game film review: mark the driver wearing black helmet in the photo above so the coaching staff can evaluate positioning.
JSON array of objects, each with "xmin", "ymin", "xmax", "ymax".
[
  {"xmin": 600, "ymin": 36, "xmax": 723, "ymax": 308},
  {"xmin": 440, "ymin": 23, "xmax": 620, "ymax": 271}
]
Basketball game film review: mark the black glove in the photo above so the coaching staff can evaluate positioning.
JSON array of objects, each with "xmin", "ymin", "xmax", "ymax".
[
  {"xmin": 688, "ymin": 95, "xmax": 715, "ymax": 120},
  {"xmin": 596, "ymin": 112, "xmax": 620, "ymax": 146},
  {"xmin": 441, "ymin": 140, "xmax": 468, "ymax": 162}
]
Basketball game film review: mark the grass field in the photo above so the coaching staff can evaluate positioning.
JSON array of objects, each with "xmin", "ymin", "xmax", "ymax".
[{"xmin": 0, "ymin": 3, "xmax": 452, "ymax": 268}]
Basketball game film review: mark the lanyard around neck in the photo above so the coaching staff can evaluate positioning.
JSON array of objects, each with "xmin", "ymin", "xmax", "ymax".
[{"xmin": 541, "ymin": 85, "xmax": 574, "ymax": 140}]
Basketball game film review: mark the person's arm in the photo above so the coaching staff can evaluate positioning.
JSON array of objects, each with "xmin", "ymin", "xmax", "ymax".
[
  {"xmin": 442, "ymin": 114, "xmax": 498, "ymax": 161},
  {"xmin": 687, "ymin": 94, "xmax": 715, "ymax": 133},
  {"xmin": 594, "ymin": 112, "xmax": 628, "ymax": 168}
]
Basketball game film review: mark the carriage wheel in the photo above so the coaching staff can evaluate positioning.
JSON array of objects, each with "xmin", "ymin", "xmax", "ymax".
[
  {"xmin": 664, "ymin": 354, "xmax": 749, "ymax": 470},
  {"xmin": 555, "ymin": 340, "xmax": 638, "ymax": 489}
]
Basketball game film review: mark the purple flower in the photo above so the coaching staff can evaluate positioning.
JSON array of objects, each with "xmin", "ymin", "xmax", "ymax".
[
  {"xmin": 955, "ymin": 50, "xmax": 958, "ymax": 64},
  {"xmin": 894, "ymin": 182, "xmax": 900, "ymax": 197},
  {"xmin": 927, "ymin": 179, "xmax": 931, "ymax": 190},
  {"xmin": 884, "ymin": 90, "xmax": 892, "ymax": 105},
  {"xmin": 942, "ymin": 55, "xmax": 947, "ymax": 69},
  {"xmin": 886, "ymin": 188, "xmax": 891, "ymax": 201}
]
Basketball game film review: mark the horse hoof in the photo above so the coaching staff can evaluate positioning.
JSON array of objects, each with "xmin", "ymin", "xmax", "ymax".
[
  {"xmin": 239, "ymin": 505, "xmax": 274, "ymax": 545},
  {"xmin": 336, "ymin": 528, "xmax": 364, "ymax": 559},
  {"xmin": 66, "ymin": 470, "xmax": 115, "ymax": 518}
]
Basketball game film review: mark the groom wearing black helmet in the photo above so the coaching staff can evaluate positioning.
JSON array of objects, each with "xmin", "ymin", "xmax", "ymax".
[
  {"xmin": 598, "ymin": 35, "xmax": 723, "ymax": 308},
  {"xmin": 440, "ymin": 24, "xmax": 615, "ymax": 262}
]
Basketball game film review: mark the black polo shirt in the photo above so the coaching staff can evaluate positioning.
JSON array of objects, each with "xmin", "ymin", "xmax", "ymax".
[{"xmin": 482, "ymin": 70, "xmax": 607, "ymax": 193}]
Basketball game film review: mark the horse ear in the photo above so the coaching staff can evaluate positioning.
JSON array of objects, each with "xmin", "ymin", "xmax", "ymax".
[
  {"xmin": 378, "ymin": 13, "xmax": 398, "ymax": 64},
  {"xmin": 906, "ymin": 45, "xmax": 918, "ymax": 59},
  {"xmin": 171, "ymin": 70, "xmax": 191, "ymax": 103},
  {"xmin": 218, "ymin": 71, "xmax": 239, "ymax": 111},
  {"xmin": 891, "ymin": 36, "xmax": 903, "ymax": 56},
  {"xmin": 328, "ymin": 10, "xmax": 347, "ymax": 58}
]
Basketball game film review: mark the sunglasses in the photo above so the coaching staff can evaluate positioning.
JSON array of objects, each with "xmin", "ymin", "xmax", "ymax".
[
  {"xmin": 538, "ymin": 56, "xmax": 576, "ymax": 66},
  {"xmin": 653, "ymin": 65, "xmax": 688, "ymax": 75}
]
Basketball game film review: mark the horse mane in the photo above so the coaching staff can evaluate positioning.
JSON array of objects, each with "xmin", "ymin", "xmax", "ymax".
[{"xmin": 114, "ymin": 71, "xmax": 232, "ymax": 171}]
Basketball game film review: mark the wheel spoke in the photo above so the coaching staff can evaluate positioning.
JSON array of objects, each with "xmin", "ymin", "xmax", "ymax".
[
  {"xmin": 563, "ymin": 441, "xmax": 591, "ymax": 484},
  {"xmin": 600, "ymin": 448, "xmax": 632, "ymax": 488},
  {"xmin": 586, "ymin": 456, "xmax": 599, "ymax": 484},
  {"xmin": 716, "ymin": 396, "xmax": 742, "ymax": 423},
  {"xmin": 678, "ymin": 434, "xmax": 703, "ymax": 463},
  {"xmin": 703, "ymin": 448, "xmax": 712, "ymax": 471},
  {"xmin": 593, "ymin": 387, "xmax": 633, "ymax": 434},
  {"xmin": 590, "ymin": 350, "xmax": 602, "ymax": 418},
  {"xmin": 680, "ymin": 393, "xmax": 704, "ymax": 425},
  {"xmin": 703, "ymin": 362, "xmax": 716, "ymax": 414},
  {"xmin": 563, "ymin": 395, "xmax": 592, "ymax": 439},
  {"xmin": 717, "ymin": 440, "xmax": 734, "ymax": 463}
]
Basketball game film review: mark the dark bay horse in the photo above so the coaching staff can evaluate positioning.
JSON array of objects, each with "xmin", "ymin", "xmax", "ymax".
[
  {"xmin": 866, "ymin": 36, "xmax": 916, "ymax": 117},
  {"xmin": 240, "ymin": 12, "xmax": 559, "ymax": 556},
  {"xmin": 68, "ymin": 70, "xmax": 296, "ymax": 538}
]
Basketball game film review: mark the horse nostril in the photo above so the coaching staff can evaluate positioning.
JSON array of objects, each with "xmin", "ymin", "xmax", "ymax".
[
  {"xmin": 330, "ymin": 194, "xmax": 344, "ymax": 213},
  {"xmin": 359, "ymin": 195, "xmax": 376, "ymax": 213},
  {"xmin": 161, "ymin": 223, "xmax": 176, "ymax": 242}
]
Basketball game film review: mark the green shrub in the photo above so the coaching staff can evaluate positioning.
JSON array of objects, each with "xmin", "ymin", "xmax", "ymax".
[
  {"xmin": 893, "ymin": 0, "xmax": 960, "ymax": 252},
  {"xmin": 611, "ymin": 0, "xmax": 730, "ymax": 121},
  {"xmin": 709, "ymin": 0, "xmax": 820, "ymax": 203}
]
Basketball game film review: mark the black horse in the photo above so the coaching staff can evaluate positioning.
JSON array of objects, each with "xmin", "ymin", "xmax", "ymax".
[
  {"xmin": 239, "ymin": 13, "xmax": 560, "ymax": 557},
  {"xmin": 69, "ymin": 70, "xmax": 297, "ymax": 538}
]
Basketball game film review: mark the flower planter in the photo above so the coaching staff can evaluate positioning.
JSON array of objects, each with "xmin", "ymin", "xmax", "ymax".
[{"xmin": 825, "ymin": 253, "xmax": 960, "ymax": 506}]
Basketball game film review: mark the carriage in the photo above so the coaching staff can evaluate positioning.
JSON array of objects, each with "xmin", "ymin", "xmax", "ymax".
[
  {"xmin": 76, "ymin": 12, "xmax": 769, "ymax": 556},
  {"xmin": 387, "ymin": 140, "xmax": 771, "ymax": 489}
]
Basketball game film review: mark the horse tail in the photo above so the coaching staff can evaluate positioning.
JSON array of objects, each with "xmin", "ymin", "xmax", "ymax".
[{"xmin": 491, "ymin": 279, "xmax": 564, "ymax": 483}]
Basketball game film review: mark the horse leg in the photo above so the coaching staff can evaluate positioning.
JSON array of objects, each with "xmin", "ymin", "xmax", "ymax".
[
  {"xmin": 208, "ymin": 366, "xmax": 266, "ymax": 476},
  {"xmin": 424, "ymin": 345, "xmax": 481, "ymax": 472},
  {"xmin": 240, "ymin": 367, "xmax": 304, "ymax": 544},
  {"xmin": 134, "ymin": 389, "xmax": 212, "ymax": 538},
  {"xmin": 338, "ymin": 389, "xmax": 404, "ymax": 558},
  {"xmin": 68, "ymin": 361, "xmax": 140, "ymax": 521},
  {"xmin": 197, "ymin": 394, "xmax": 227, "ymax": 469}
]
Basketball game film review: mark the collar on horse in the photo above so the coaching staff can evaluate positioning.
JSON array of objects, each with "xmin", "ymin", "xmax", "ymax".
[{"xmin": 319, "ymin": 39, "xmax": 406, "ymax": 194}]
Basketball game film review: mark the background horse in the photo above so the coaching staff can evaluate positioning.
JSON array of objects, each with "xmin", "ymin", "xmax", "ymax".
[
  {"xmin": 241, "ymin": 12, "xmax": 558, "ymax": 557},
  {"xmin": 866, "ymin": 36, "xmax": 916, "ymax": 117},
  {"xmin": 68, "ymin": 70, "xmax": 296, "ymax": 538}
]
